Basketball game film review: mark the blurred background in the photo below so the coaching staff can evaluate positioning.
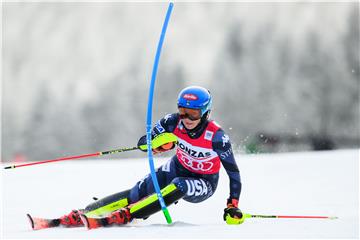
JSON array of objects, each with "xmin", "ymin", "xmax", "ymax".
[{"xmin": 2, "ymin": 2, "xmax": 359, "ymax": 162}]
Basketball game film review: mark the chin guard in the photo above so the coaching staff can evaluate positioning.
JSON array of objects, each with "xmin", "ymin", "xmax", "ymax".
[{"xmin": 138, "ymin": 133, "xmax": 178, "ymax": 152}]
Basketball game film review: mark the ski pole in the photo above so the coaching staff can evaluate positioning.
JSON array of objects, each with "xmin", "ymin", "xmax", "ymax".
[
  {"xmin": 3, "ymin": 146, "xmax": 139, "ymax": 170},
  {"xmin": 244, "ymin": 213, "xmax": 338, "ymax": 220}
]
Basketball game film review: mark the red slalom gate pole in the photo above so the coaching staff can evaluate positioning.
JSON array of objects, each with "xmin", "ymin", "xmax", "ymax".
[{"xmin": 4, "ymin": 146, "xmax": 139, "ymax": 170}]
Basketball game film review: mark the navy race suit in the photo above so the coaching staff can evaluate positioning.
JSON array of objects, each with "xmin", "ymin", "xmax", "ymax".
[{"xmin": 129, "ymin": 113, "xmax": 241, "ymax": 204}]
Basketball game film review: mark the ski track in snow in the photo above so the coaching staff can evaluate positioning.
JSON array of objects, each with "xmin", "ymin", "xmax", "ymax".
[{"xmin": 1, "ymin": 149, "xmax": 359, "ymax": 239}]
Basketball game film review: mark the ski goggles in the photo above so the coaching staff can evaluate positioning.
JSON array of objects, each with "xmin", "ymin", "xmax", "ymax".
[{"xmin": 178, "ymin": 107, "xmax": 202, "ymax": 121}]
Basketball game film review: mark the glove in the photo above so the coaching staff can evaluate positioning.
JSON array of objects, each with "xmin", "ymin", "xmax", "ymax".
[
  {"xmin": 223, "ymin": 198, "xmax": 245, "ymax": 224},
  {"xmin": 137, "ymin": 135, "xmax": 148, "ymax": 152}
]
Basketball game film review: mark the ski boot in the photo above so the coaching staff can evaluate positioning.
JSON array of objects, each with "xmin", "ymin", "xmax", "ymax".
[{"xmin": 59, "ymin": 209, "xmax": 84, "ymax": 227}]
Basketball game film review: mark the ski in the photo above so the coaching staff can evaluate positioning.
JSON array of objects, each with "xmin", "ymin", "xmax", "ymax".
[
  {"xmin": 27, "ymin": 210, "xmax": 85, "ymax": 230},
  {"xmin": 27, "ymin": 214, "xmax": 61, "ymax": 230},
  {"xmin": 80, "ymin": 209, "xmax": 131, "ymax": 230},
  {"xmin": 80, "ymin": 214, "xmax": 109, "ymax": 229}
]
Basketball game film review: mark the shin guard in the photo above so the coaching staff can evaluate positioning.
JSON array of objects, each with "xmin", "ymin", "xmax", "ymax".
[
  {"xmin": 129, "ymin": 183, "xmax": 185, "ymax": 219},
  {"xmin": 85, "ymin": 189, "xmax": 130, "ymax": 217}
]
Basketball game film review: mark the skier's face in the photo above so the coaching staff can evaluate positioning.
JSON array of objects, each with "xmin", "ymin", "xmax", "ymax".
[{"xmin": 182, "ymin": 117, "xmax": 201, "ymax": 130}]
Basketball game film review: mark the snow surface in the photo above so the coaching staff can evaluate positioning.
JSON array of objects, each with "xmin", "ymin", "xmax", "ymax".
[{"xmin": 1, "ymin": 149, "xmax": 359, "ymax": 239}]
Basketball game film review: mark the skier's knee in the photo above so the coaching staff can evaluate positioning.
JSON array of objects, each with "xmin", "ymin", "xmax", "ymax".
[
  {"xmin": 171, "ymin": 177, "xmax": 188, "ymax": 194},
  {"xmin": 172, "ymin": 177, "xmax": 214, "ymax": 203}
]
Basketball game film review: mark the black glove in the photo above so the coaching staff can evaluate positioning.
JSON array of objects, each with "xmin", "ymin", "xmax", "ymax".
[
  {"xmin": 137, "ymin": 135, "xmax": 148, "ymax": 152},
  {"xmin": 223, "ymin": 198, "xmax": 244, "ymax": 224}
]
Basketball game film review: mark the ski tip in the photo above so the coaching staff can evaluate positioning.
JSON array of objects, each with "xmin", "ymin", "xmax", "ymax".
[
  {"xmin": 79, "ymin": 214, "xmax": 90, "ymax": 230},
  {"xmin": 27, "ymin": 214, "xmax": 35, "ymax": 230},
  {"xmin": 79, "ymin": 213, "xmax": 104, "ymax": 229}
]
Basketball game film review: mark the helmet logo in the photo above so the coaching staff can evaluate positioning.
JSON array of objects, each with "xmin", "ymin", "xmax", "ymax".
[{"xmin": 183, "ymin": 93, "xmax": 198, "ymax": 100}]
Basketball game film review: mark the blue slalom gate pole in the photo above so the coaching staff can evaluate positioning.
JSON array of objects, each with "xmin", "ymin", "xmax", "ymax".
[{"xmin": 146, "ymin": 2, "xmax": 174, "ymax": 224}]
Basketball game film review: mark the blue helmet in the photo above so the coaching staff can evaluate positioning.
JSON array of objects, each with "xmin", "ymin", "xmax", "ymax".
[{"xmin": 177, "ymin": 86, "xmax": 212, "ymax": 117}]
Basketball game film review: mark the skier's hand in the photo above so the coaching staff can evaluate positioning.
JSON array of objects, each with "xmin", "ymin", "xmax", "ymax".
[
  {"xmin": 137, "ymin": 135, "xmax": 148, "ymax": 152},
  {"xmin": 223, "ymin": 198, "xmax": 245, "ymax": 224}
]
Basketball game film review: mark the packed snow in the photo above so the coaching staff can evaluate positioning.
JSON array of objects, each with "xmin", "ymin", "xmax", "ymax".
[{"xmin": 1, "ymin": 149, "xmax": 359, "ymax": 239}]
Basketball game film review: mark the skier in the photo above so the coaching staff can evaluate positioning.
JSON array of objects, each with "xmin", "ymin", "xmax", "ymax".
[{"xmin": 28, "ymin": 86, "xmax": 244, "ymax": 230}]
